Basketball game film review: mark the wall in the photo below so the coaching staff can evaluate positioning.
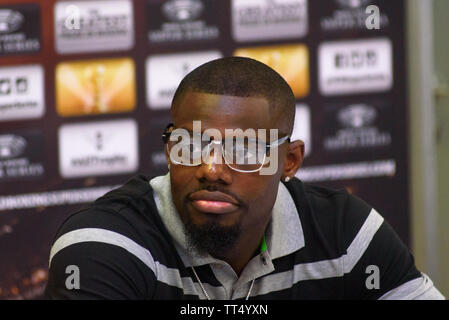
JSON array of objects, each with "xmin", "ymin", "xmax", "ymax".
[
  {"xmin": 408, "ymin": 0, "xmax": 448, "ymax": 297},
  {"xmin": 433, "ymin": 0, "xmax": 449, "ymax": 298}
]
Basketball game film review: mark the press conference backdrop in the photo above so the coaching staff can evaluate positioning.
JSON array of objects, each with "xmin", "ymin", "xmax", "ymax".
[{"xmin": 0, "ymin": 0, "xmax": 407, "ymax": 299}]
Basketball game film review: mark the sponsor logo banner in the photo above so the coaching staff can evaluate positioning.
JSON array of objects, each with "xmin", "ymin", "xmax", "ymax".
[
  {"xmin": 54, "ymin": 0, "xmax": 134, "ymax": 54},
  {"xmin": 297, "ymin": 159, "xmax": 396, "ymax": 182},
  {"xmin": 147, "ymin": 117, "xmax": 172, "ymax": 175},
  {"xmin": 147, "ymin": 0, "xmax": 220, "ymax": 43},
  {"xmin": 58, "ymin": 119, "xmax": 138, "ymax": 178},
  {"xmin": 0, "ymin": 185, "xmax": 119, "ymax": 210},
  {"xmin": 0, "ymin": 131, "xmax": 45, "ymax": 181},
  {"xmin": 55, "ymin": 58, "xmax": 136, "ymax": 117},
  {"xmin": 146, "ymin": 51, "xmax": 222, "ymax": 109},
  {"xmin": 232, "ymin": 0, "xmax": 308, "ymax": 42},
  {"xmin": 0, "ymin": 64, "xmax": 44, "ymax": 121},
  {"xmin": 318, "ymin": 38, "xmax": 392, "ymax": 95},
  {"xmin": 291, "ymin": 104, "xmax": 311, "ymax": 157},
  {"xmin": 321, "ymin": 0, "xmax": 389, "ymax": 32},
  {"xmin": 322, "ymin": 101, "xmax": 392, "ymax": 152},
  {"xmin": 335, "ymin": 0, "xmax": 373, "ymax": 8},
  {"xmin": 0, "ymin": 4, "xmax": 41, "ymax": 55},
  {"xmin": 234, "ymin": 44, "xmax": 309, "ymax": 98},
  {"xmin": 151, "ymin": 151, "xmax": 166, "ymax": 170}
]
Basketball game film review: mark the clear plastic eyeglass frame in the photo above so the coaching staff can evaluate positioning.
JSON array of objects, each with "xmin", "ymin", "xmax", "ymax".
[{"xmin": 162, "ymin": 123, "xmax": 290, "ymax": 173}]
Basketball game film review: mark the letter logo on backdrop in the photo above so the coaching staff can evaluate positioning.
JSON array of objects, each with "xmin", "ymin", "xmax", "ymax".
[
  {"xmin": 365, "ymin": 5, "xmax": 380, "ymax": 30},
  {"xmin": 321, "ymin": 0, "xmax": 389, "ymax": 32},
  {"xmin": 291, "ymin": 104, "xmax": 311, "ymax": 157},
  {"xmin": 318, "ymin": 38, "xmax": 393, "ymax": 95},
  {"xmin": 54, "ymin": 0, "xmax": 134, "ymax": 54},
  {"xmin": 58, "ymin": 119, "xmax": 138, "ymax": 178},
  {"xmin": 0, "ymin": 131, "xmax": 45, "ymax": 181},
  {"xmin": 63, "ymin": 5, "xmax": 80, "ymax": 30},
  {"xmin": 0, "ymin": 65, "xmax": 45, "ymax": 121},
  {"xmin": 335, "ymin": 0, "xmax": 372, "ymax": 9},
  {"xmin": 0, "ymin": 4, "xmax": 41, "ymax": 55},
  {"xmin": 147, "ymin": 0, "xmax": 220, "ymax": 43},
  {"xmin": 322, "ymin": 101, "xmax": 393, "ymax": 152},
  {"xmin": 0, "ymin": 9, "xmax": 23, "ymax": 33},
  {"xmin": 162, "ymin": 0, "xmax": 204, "ymax": 21},
  {"xmin": 231, "ymin": 0, "xmax": 308, "ymax": 42},
  {"xmin": 146, "ymin": 51, "xmax": 222, "ymax": 109}
]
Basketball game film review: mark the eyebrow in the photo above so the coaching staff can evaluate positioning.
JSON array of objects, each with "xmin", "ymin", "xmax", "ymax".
[
  {"xmin": 174, "ymin": 125, "xmax": 288, "ymax": 137},
  {"xmin": 174, "ymin": 127, "xmax": 196, "ymax": 135},
  {"xmin": 174, "ymin": 127, "xmax": 286, "ymax": 144},
  {"xmin": 174, "ymin": 126, "xmax": 256, "ymax": 136}
]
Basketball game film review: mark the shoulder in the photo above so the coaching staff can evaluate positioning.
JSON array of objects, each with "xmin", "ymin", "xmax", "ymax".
[
  {"xmin": 284, "ymin": 178, "xmax": 428, "ymax": 299},
  {"xmin": 45, "ymin": 175, "xmax": 170, "ymax": 299},
  {"xmin": 92, "ymin": 173, "xmax": 156, "ymax": 214},
  {"xmin": 284, "ymin": 178, "xmax": 373, "ymax": 249},
  {"xmin": 53, "ymin": 174, "xmax": 156, "ymax": 240},
  {"xmin": 285, "ymin": 177, "xmax": 370, "ymax": 217},
  {"xmin": 49, "ymin": 174, "xmax": 174, "ymax": 273}
]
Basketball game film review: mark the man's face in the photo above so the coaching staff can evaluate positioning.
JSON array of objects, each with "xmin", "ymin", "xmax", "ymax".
[{"xmin": 168, "ymin": 91, "xmax": 287, "ymax": 256}]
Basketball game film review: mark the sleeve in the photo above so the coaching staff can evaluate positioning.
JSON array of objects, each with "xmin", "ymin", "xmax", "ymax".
[
  {"xmin": 44, "ymin": 209, "xmax": 157, "ymax": 300},
  {"xmin": 341, "ymin": 196, "xmax": 445, "ymax": 300}
]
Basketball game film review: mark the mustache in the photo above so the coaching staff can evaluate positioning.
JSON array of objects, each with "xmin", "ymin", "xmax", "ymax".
[{"xmin": 186, "ymin": 185, "xmax": 245, "ymax": 206}]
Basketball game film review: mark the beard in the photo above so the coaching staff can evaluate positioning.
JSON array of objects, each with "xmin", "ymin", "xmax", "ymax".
[{"xmin": 184, "ymin": 216, "xmax": 241, "ymax": 257}]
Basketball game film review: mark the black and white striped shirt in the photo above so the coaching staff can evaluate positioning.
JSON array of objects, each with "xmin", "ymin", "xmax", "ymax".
[{"xmin": 45, "ymin": 174, "xmax": 444, "ymax": 300}]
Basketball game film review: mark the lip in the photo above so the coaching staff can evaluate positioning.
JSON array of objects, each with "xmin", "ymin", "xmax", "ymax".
[{"xmin": 189, "ymin": 190, "xmax": 240, "ymax": 214}]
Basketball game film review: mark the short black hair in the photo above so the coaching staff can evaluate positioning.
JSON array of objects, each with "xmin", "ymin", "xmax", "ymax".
[{"xmin": 171, "ymin": 56, "xmax": 296, "ymax": 135}]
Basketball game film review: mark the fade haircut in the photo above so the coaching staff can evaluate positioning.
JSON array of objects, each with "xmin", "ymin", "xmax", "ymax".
[{"xmin": 171, "ymin": 56, "xmax": 296, "ymax": 135}]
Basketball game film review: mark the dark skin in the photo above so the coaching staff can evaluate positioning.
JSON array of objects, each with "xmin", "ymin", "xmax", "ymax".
[{"xmin": 167, "ymin": 91, "xmax": 304, "ymax": 276}]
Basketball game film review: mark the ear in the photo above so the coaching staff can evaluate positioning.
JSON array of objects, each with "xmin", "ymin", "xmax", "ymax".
[
  {"xmin": 283, "ymin": 140, "xmax": 304, "ymax": 180},
  {"xmin": 164, "ymin": 144, "xmax": 171, "ymax": 170},
  {"xmin": 163, "ymin": 123, "xmax": 174, "ymax": 168}
]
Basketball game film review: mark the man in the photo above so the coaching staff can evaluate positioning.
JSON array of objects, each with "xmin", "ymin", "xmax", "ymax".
[{"xmin": 45, "ymin": 57, "xmax": 444, "ymax": 299}]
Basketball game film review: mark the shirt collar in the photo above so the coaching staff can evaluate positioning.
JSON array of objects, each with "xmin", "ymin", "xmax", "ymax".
[{"xmin": 149, "ymin": 173, "xmax": 305, "ymax": 267}]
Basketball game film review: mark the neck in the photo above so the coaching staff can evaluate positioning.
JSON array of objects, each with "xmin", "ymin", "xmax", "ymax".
[{"xmin": 212, "ymin": 226, "xmax": 266, "ymax": 276}]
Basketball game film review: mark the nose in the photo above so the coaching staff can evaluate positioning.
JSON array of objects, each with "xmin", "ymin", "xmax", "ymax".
[{"xmin": 195, "ymin": 142, "xmax": 232, "ymax": 184}]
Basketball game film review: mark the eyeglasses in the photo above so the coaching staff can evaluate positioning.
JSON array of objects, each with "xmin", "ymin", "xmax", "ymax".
[{"xmin": 162, "ymin": 123, "xmax": 290, "ymax": 173}]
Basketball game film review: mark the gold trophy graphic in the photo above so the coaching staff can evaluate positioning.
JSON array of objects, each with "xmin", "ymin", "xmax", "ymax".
[
  {"xmin": 56, "ymin": 58, "xmax": 136, "ymax": 116},
  {"xmin": 234, "ymin": 44, "xmax": 310, "ymax": 99}
]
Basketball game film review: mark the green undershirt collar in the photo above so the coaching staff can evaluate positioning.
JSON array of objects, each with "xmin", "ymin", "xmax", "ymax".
[{"xmin": 260, "ymin": 233, "xmax": 267, "ymax": 253}]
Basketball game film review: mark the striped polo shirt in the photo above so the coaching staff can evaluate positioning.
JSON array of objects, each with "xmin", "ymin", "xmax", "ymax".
[{"xmin": 44, "ymin": 173, "xmax": 444, "ymax": 299}]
